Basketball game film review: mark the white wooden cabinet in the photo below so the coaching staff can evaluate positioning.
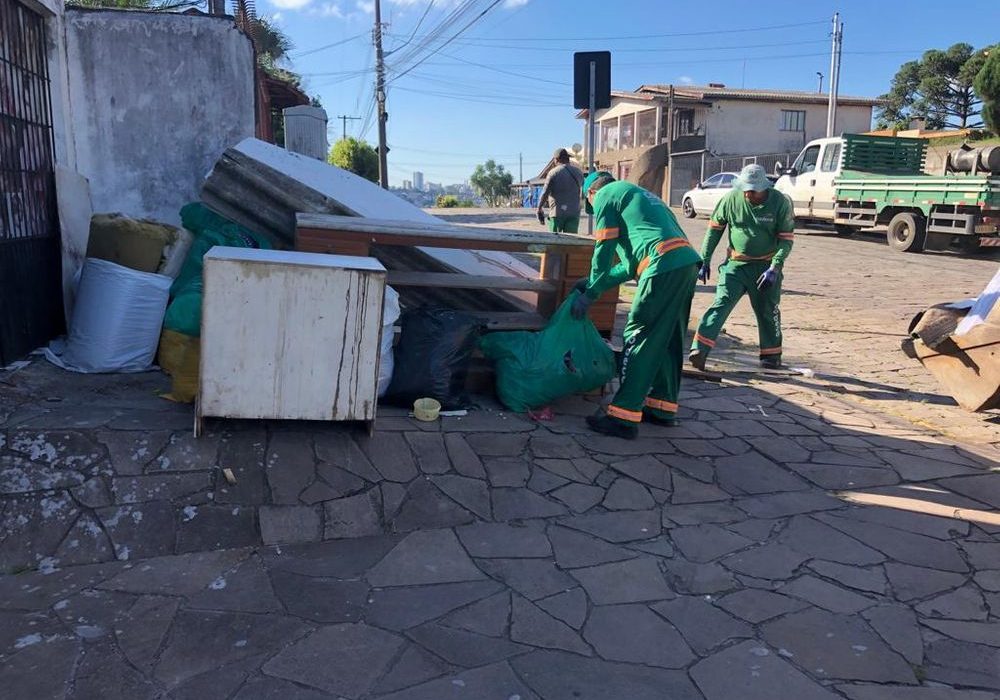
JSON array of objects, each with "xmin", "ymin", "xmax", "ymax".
[{"xmin": 197, "ymin": 247, "xmax": 386, "ymax": 433}]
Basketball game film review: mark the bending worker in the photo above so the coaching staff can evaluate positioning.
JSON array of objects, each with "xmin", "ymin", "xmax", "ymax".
[
  {"xmin": 572, "ymin": 171, "xmax": 701, "ymax": 440},
  {"xmin": 536, "ymin": 148, "xmax": 584, "ymax": 232},
  {"xmin": 689, "ymin": 164, "xmax": 794, "ymax": 371}
]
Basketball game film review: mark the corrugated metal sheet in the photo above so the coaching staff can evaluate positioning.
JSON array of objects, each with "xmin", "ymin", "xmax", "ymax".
[{"xmin": 200, "ymin": 140, "xmax": 531, "ymax": 312}]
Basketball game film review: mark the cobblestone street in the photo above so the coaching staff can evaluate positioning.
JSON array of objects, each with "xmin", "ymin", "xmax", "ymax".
[{"xmin": 2, "ymin": 356, "xmax": 999, "ymax": 698}]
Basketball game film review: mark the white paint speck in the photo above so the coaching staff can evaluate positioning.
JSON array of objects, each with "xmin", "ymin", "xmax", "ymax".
[
  {"xmin": 231, "ymin": 508, "xmax": 239, "ymax": 516},
  {"xmin": 778, "ymin": 648, "xmax": 794, "ymax": 658},
  {"xmin": 37, "ymin": 557, "xmax": 60, "ymax": 575},
  {"xmin": 75, "ymin": 625, "xmax": 103, "ymax": 639},
  {"xmin": 15, "ymin": 633, "xmax": 42, "ymax": 648},
  {"xmin": 54, "ymin": 599, "xmax": 69, "ymax": 611},
  {"xmin": 234, "ymin": 639, "xmax": 248, "ymax": 648},
  {"xmin": 131, "ymin": 510, "xmax": 143, "ymax": 524},
  {"xmin": 116, "ymin": 546, "xmax": 131, "ymax": 561},
  {"xmin": 851, "ymin": 645, "xmax": 868, "ymax": 652},
  {"xmin": 749, "ymin": 647, "xmax": 770, "ymax": 657},
  {"xmin": 508, "ymin": 695, "xmax": 521, "ymax": 700},
  {"xmin": 182, "ymin": 506, "xmax": 198, "ymax": 522},
  {"xmin": 209, "ymin": 576, "xmax": 227, "ymax": 590},
  {"xmin": 451, "ymin": 680, "xmax": 466, "ymax": 687}
]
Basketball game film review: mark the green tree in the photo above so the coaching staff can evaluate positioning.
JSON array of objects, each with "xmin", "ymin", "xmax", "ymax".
[
  {"xmin": 435, "ymin": 194, "xmax": 460, "ymax": 208},
  {"xmin": 328, "ymin": 138, "xmax": 379, "ymax": 183},
  {"xmin": 878, "ymin": 43, "xmax": 991, "ymax": 130},
  {"xmin": 470, "ymin": 160, "xmax": 513, "ymax": 207},
  {"xmin": 975, "ymin": 47, "xmax": 1000, "ymax": 135}
]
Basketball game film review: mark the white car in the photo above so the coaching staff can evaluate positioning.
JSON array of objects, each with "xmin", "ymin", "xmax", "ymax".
[{"xmin": 681, "ymin": 172, "xmax": 737, "ymax": 218}]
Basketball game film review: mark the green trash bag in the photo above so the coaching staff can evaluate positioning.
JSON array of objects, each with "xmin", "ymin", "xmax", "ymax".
[
  {"xmin": 163, "ymin": 203, "xmax": 271, "ymax": 337},
  {"xmin": 480, "ymin": 293, "xmax": 616, "ymax": 412}
]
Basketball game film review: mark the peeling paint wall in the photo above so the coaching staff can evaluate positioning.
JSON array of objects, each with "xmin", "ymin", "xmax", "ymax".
[{"xmin": 64, "ymin": 9, "xmax": 255, "ymax": 225}]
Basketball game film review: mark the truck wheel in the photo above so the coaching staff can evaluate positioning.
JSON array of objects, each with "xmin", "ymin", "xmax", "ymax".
[
  {"xmin": 682, "ymin": 198, "xmax": 696, "ymax": 218},
  {"xmin": 834, "ymin": 224, "xmax": 855, "ymax": 237},
  {"xmin": 886, "ymin": 212, "xmax": 927, "ymax": 253}
]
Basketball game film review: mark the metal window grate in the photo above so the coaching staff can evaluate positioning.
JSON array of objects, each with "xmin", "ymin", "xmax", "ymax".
[{"xmin": 0, "ymin": 0, "xmax": 62, "ymax": 365}]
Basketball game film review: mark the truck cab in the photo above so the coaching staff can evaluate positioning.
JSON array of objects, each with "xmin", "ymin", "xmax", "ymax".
[{"xmin": 774, "ymin": 136, "xmax": 843, "ymax": 224}]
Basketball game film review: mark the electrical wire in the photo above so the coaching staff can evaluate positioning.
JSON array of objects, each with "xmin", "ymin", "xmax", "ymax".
[
  {"xmin": 292, "ymin": 32, "xmax": 367, "ymax": 58},
  {"xmin": 386, "ymin": 0, "xmax": 436, "ymax": 56}
]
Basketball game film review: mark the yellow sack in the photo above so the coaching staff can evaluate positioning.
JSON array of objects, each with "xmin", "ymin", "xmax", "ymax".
[{"xmin": 158, "ymin": 330, "xmax": 199, "ymax": 403}]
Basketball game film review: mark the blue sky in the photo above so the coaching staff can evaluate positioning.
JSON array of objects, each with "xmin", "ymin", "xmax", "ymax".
[{"xmin": 266, "ymin": 0, "xmax": 1000, "ymax": 186}]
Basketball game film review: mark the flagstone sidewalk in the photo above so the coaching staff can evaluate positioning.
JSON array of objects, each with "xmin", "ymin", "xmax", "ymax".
[{"xmin": 1, "ymin": 360, "xmax": 999, "ymax": 699}]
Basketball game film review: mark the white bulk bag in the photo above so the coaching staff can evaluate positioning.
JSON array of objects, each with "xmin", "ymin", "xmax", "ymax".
[
  {"xmin": 377, "ymin": 286, "xmax": 401, "ymax": 397},
  {"xmin": 45, "ymin": 258, "xmax": 171, "ymax": 373}
]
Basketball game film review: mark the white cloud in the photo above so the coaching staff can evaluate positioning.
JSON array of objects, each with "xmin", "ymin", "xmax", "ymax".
[
  {"xmin": 503, "ymin": 0, "xmax": 529, "ymax": 7},
  {"xmin": 356, "ymin": 0, "xmax": 374, "ymax": 12},
  {"xmin": 313, "ymin": 1, "xmax": 344, "ymax": 16},
  {"xmin": 269, "ymin": 0, "xmax": 314, "ymax": 9},
  {"xmin": 678, "ymin": 75, "xmax": 694, "ymax": 85},
  {"xmin": 270, "ymin": 11, "xmax": 284, "ymax": 21}
]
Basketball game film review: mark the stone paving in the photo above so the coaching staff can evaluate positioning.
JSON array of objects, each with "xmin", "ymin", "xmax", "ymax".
[
  {"xmin": 440, "ymin": 208, "xmax": 1000, "ymax": 448},
  {"xmin": 2, "ymin": 359, "xmax": 1000, "ymax": 698}
]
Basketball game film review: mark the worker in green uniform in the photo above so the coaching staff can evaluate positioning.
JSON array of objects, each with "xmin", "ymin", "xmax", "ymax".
[
  {"xmin": 571, "ymin": 171, "xmax": 702, "ymax": 440},
  {"xmin": 689, "ymin": 164, "xmax": 795, "ymax": 371}
]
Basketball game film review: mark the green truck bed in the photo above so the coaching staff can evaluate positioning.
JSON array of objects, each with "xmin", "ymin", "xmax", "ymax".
[{"xmin": 835, "ymin": 171, "xmax": 1000, "ymax": 210}]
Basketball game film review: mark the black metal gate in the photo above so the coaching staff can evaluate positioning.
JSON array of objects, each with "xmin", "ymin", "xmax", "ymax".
[{"xmin": 0, "ymin": 0, "xmax": 63, "ymax": 366}]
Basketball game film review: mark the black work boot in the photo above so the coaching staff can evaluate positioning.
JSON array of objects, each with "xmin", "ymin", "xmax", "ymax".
[
  {"xmin": 585, "ymin": 414, "xmax": 638, "ymax": 440},
  {"xmin": 760, "ymin": 357, "xmax": 782, "ymax": 370},
  {"xmin": 688, "ymin": 350, "xmax": 707, "ymax": 371},
  {"xmin": 643, "ymin": 411, "xmax": 679, "ymax": 427}
]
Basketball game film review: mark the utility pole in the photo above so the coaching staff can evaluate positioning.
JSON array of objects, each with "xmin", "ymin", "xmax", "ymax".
[
  {"xmin": 667, "ymin": 84, "xmax": 675, "ymax": 148},
  {"xmin": 519, "ymin": 153, "xmax": 523, "ymax": 183},
  {"xmin": 373, "ymin": 0, "xmax": 389, "ymax": 188},
  {"xmin": 337, "ymin": 114, "xmax": 361, "ymax": 141},
  {"xmin": 825, "ymin": 13, "xmax": 843, "ymax": 137},
  {"xmin": 816, "ymin": 72, "xmax": 824, "ymax": 94}
]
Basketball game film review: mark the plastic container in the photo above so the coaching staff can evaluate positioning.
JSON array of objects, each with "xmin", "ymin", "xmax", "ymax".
[{"xmin": 413, "ymin": 397, "xmax": 442, "ymax": 422}]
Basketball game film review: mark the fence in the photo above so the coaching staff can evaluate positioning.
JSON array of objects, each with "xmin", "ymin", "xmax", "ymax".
[{"xmin": 666, "ymin": 150, "xmax": 799, "ymax": 206}]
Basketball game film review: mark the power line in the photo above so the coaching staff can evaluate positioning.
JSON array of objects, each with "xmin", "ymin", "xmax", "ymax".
[
  {"xmin": 392, "ymin": 85, "xmax": 565, "ymax": 107},
  {"xmin": 386, "ymin": 0, "xmax": 435, "ymax": 56},
  {"xmin": 292, "ymin": 32, "xmax": 367, "ymax": 58},
  {"xmin": 405, "ymin": 19, "xmax": 831, "ymax": 43},
  {"xmin": 388, "ymin": 34, "xmax": 830, "ymax": 54},
  {"xmin": 388, "ymin": 0, "xmax": 504, "ymax": 84}
]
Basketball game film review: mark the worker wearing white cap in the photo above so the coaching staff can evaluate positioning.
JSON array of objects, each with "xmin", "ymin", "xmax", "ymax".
[{"xmin": 689, "ymin": 164, "xmax": 795, "ymax": 370}]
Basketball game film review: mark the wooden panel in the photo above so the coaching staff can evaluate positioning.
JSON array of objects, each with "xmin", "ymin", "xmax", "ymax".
[
  {"xmin": 296, "ymin": 233, "xmax": 371, "ymax": 257},
  {"xmin": 387, "ymin": 271, "xmax": 556, "ymax": 292},
  {"xmin": 297, "ymin": 213, "xmax": 595, "ymax": 250},
  {"xmin": 200, "ymin": 252, "xmax": 384, "ymax": 422}
]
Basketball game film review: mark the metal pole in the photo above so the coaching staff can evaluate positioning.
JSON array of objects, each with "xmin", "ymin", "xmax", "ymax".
[
  {"xmin": 667, "ymin": 84, "xmax": 675, "ymax": 148},
  {"xmin": 825, "ymin": 12, "xmax": 839, "ymax": 137},
  {"xmin": 816, "ymin": 72, "xmax": 823, "ymax": 94},
  {"xmin": 337, "ymin": 114, "xmax": 361, "ymax": 141},
  {"xmin": 519, "ymin": 153, "xmax": 523, "ymax": 183},
  {"xmin": 587, "ymin": 60, "xmax": 596, "ymax": 235},
  {"xmin": 374, "ymin": 0, "xmax": 389, "ymax": 188},
  {"xmin": 831, "ymin": 18, "xmax": 843, "ymax": 136}
]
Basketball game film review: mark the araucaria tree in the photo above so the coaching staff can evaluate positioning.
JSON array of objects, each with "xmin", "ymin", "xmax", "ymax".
[{"xmin": 878, "ymin": 43, "xmax": 991, "ymax": 130}]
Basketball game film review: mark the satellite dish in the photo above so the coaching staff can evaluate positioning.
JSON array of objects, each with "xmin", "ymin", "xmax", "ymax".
[{"xmin": 571, "ymin": 143, "xmax": 583, "ymax": 154}]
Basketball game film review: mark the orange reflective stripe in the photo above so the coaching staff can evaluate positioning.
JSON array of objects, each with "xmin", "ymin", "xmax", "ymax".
[
  {"xmin": 760, "ymin": 347, "xmax": 783, "ymax": 356},
  {"xmin": 730, "ymin": 251, "xmax": 776, "ymax": 261},
  {"xmin": 709, "ymin": 221, "xmax": 726, "ymax": 230},
  {"xmin": 645, "ymin": 398, "xmax": 678, "ymax": 413},
  {"xmin": 595, "ymin": 227, "xmax": 619, "ymax": 240},
  {"xmin": 635, "ymin": 238, "xmax": 693, "ymax": 279},
  {"xmin": 606, "ymin": 405, "xmax": 643, "ymax": 423},
  {"xmin": 694, "ymin": 333, "xmax": 716, "ymax": 348}
]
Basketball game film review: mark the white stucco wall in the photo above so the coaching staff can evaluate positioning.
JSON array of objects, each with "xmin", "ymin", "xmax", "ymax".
[
  {"xmin": 705, "ymin": 100, "xmax": 873, "ymax": 155},
  {"xmin": 63, "ymin": 9, "xmax": 255, "ymax": 225}
]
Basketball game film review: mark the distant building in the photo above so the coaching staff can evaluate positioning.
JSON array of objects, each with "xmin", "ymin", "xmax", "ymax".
[
  {"xmin": 578, "ymin": 83, "xmax": 881, "ymax": 180},
  {"xmin": 402, "ymin": 179, "xmax": 412, "ymax": 190},
  {"xmin": 413, "ymin": 171, "xmax": 425, "ymax": 191}
]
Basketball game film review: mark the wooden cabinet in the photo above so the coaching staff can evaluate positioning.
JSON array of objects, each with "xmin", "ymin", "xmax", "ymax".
[{"xmin": 197, "ymin": 248, "xmax": 386, "ymax": 433}]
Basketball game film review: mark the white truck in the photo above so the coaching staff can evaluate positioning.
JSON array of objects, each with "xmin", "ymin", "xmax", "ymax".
[{"xmin": 774, "ymin": 134, "xmax": 1000, "ymax": 253}]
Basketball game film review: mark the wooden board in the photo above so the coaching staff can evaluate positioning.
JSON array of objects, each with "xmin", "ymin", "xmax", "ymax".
[{"xmin": 387, "ymin": 271, "xmax": 556, "ymax": 292}]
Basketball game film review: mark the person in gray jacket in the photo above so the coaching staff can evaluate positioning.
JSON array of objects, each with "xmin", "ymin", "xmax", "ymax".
[{"xmin": 536, "ymin": 148, "xmax": 584, "ymax": 232}]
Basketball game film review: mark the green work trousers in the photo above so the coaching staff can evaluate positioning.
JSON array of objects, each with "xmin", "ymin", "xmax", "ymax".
[
  {"xmin": 691, "ymin": 260, "xmax": 783, "ymax": 362},
  {"xmin": 548, "ymin": 216, "xmax": 580, "ymax": 234},
  {"xmin": 606, "ymin": 263, "xmax": 699, "ymax": 425}
]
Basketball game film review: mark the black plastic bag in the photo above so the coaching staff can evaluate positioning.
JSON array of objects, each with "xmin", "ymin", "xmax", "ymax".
[{"xmin": 384, "ymin": 308, "xmax": 481, "ymax": 410}]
